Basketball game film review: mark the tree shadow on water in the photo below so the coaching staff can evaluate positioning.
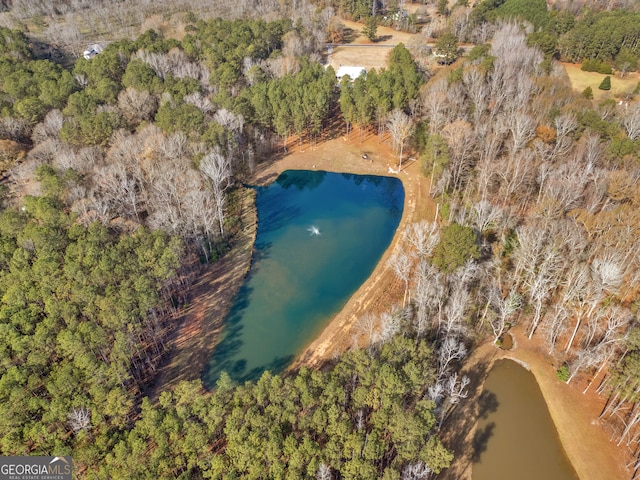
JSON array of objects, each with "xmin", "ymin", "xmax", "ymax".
[
  {"xmin": 472, "ymin": 422, "xmax": 496, "ymax": 462},
  {"xmin": 201, "ymin": 274, "xmax": 295, "ymax": 389},
  {"xmin": 478, "ymin": 390, "xmax": 499, "ymax": 419},
  {"xmin": 251, "ymin": 241, "xmax": 272, "ymax": 268},
  {"xmin": 437, "ymin": 357, "xmax": 500, "ymax": 479},
  {"xmin": 276, "ymin": 170, "xmax": 326, "ymax": 191},
  {"xmin": 201, "ymin": 281, "xmax": 252, "ymax": 389},
  {"xmin": 241, "ymin": 354, "xmax": 295, "ymax": 384},
  {"xmin": 256, "ymin": 198, "xmax": 301, "ymax": 235},
  {"xmin": 203, "ymin": 322, "xmax": 294, "ymax": 388}
]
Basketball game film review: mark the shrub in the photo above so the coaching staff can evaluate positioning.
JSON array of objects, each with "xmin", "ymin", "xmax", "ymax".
[
  {"xmin": 582, "ymin": 86, "xmax": 593, "ymax": 99},
  {"xmin": 599, "ymin": 76, "xmax": 611, "ymax": 91},
  {"xmin": 556, "ymin": 365, "xmax": 570, "ymax": 382}
]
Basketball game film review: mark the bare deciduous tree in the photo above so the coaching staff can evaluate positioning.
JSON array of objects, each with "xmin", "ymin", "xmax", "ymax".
[
  {"xmin": 489, "ymin": 22, "xmax": 542, "ymax": 116},
  {"xmin": 354, "ymin": 313, "xmax": 380, "ymax": 345},
  {"xmin": 622, "ymin": 103, "xmax": 640, "ymax": 141},
  {"xmin": 499, "ymin": 109, "xmax": 535, "ymax": 158},
  {"xmin": 565, "ymin": 346, "xmax": 603, "ymax": 384},
  {"xmin": 488, "ymin": 287, "xmax": 522, "ymax": 343},
  {"xmin": 407, "ymin": 221, "xmax": 439, "ymax": 259},
  {"xmin": 513, "ymin": 223, "xmax": 564, "ymax": 338},
  {"xmin": 387, "ymin": 109, "xmax": 414, "ymax": 171},
  {"xmin": 551, "ymin": 113, "xmax": 577, "ymax": 161},
  {"xmin": 68, "ymin": 406, "xmax": 91, "ymax": 433},
  {"xmin": 413, "ymin": 260, "xmax": 444, "ymax": 335},
  {"xmin": 471, "ymin": 200, "xmax": 502, "ymax": 234},
  {"xmin": 389, "ymin": 251, "xmax": 413, "ymax": 308},
  {"xmin": 185, "ymin": 92, "xmax": 215, "ymax": 114},
  {"xmin": 494, "ymin": 148, "xmax": 537, "ymax": 207},
  {"xmin": 118, "ymin": 87, "xmax": 158, "ymax": 124},
  {"xmin": 31, "ymin": 109, "xmax": 64, "ymax": 143},
  {"xmin": 442, "ymin": 120, "xmax": 476, "ymax": 191},
  {"xmin": 437, "ymin": 372, "xmax": 471, "ymax": 427},
  {"xmin": 463, "ymin": 66, "xmax": 488, "ymax": 125},
  {"xmin": 402, "ymin": 462, "xmax": 431, "ymax": 480},
  {"xmin": 437, "ymin": 336, "xmax": 467, "ymax": 380},
  {"xmin": 200, "ymin": 147, "xmax": 232, "ymax": 237},
  {"xmin": 379, "ymin": 310, "xmax": 401, "ymax": 343},
  {"xmin": 422, "ymin": 79, "xmax": 449, "ymax": 134},
  {"xmin": 441, "ymin": 284, "xmax": 470, "ymax": 339},
  {"xmin": 543, "ymin": 306, "xmax": 568, "ymax": 354},
  {"xmin": 562, "ymin": 263, "xmax": 605, "ymax": 353},
  {"xmin": 316, "ymin": 463, "xmax": 332, "ymax": 480}
]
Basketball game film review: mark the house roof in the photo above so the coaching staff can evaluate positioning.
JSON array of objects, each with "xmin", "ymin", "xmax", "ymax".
[{"xmin": 336, "ymin": 66, "xmax": 366, "ymax": 81}]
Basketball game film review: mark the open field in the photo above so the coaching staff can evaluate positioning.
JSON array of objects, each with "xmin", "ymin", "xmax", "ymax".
[
  {"xmin": 328, "ymin": 19, "xmax": 421, "ymax": 72},
  {"xmin": 562, "ymin": 62, "xmax": 639, "ymax": 100}
]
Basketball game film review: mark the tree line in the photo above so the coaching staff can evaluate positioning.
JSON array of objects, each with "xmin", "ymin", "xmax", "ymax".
[
  {"xmin": 339, "ymin": 43, "xmax": 423, "ymax": 140},
  {"xmin": 96, "ymin": 335, "xmax": 453, "ymax": 479},
  {"xmin": 430, "ymin": 0, "xmax": 639, "ymax": 76},
  {"xmin": 1, "ymin": 15, "xmax": 343, "ymax": 261}
]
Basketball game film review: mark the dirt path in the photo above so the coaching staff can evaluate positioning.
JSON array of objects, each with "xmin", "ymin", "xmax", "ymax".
[
  {"xmin": 440, "ymin": 326, "xmax": 629, "ymax": 480},
  {"xmin": 252, "ymin": 130, "xmax": 436, "ymax": 367},
  {"xmin": 148, "ymin": 188, "xmax": 257, "ymax": 399}
]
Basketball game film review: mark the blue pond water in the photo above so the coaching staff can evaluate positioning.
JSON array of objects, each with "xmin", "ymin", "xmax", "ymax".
[{"xmin": 202, "ymin": 170, "xmax": 404, "ymax": 387}]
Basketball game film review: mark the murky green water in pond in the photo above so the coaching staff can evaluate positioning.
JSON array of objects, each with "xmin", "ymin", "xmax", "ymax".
[
  {"xmin": 202, "ymin": 170, "xmax": 404, "ymax": 387},
  {"xmin": 473, "ymin": 359, "xmax": 578, "ymax": 480}
]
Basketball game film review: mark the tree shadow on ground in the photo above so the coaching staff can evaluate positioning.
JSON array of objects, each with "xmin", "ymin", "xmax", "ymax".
[
  {"xmin": 199, "ymin": 283, "xmax": 251, "ymax": 388},
  {"xmin": 343, "ymin": 27, "xmax": 357, "ymax": 43}
]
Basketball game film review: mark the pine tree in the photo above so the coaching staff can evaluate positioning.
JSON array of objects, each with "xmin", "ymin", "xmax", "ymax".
[
  {"xmin": 599, "ymin": 76, "xmax": 611, "ymax": 91},
  {"xmin": 363, "ymin": 16, "xmax": 378, "ymax": 42}
]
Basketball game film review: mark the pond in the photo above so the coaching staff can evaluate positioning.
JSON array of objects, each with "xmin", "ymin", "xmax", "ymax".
[
  {"xmin": 202, "ymin": 170, "xmax": 404, "ymax": 387},
  {"xmin": 473, "ymin": 359, "xmax": 578, "ymax": 480}
]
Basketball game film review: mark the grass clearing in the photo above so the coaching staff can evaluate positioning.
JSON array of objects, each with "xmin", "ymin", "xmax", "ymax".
[
  {"xmin": 328, "ymin": 19, "xmax": 421, "ymax": 72},
  {"xmin": 562, "ymin": 62, "xmax": 639, "ymax": 100}
]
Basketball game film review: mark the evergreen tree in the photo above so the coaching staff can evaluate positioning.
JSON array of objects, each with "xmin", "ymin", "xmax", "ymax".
[
  {"xmin": 437, "ymin": 0, "xmax": 449, "ymax": 16},
  {"xmin": 431, "ymin": 223, "xmax": 480, "ymax": 273},
  {"xmin": 363, "ymin": 16, "xmax": 378, "ymax": 42},
  {"xmin": 435, "ymin": 33, "xmax": 460, "ymax": 65}
]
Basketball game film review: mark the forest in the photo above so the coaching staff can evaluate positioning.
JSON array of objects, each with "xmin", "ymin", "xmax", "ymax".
[{"xmin": 0, "ymin": 0, "xmax": 639, "ymax": 478}]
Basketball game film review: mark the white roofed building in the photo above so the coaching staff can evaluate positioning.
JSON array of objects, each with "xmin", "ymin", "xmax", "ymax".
[{"xmin": 336, "ymin": 66, "xmax": 367, "ymax": 81}]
